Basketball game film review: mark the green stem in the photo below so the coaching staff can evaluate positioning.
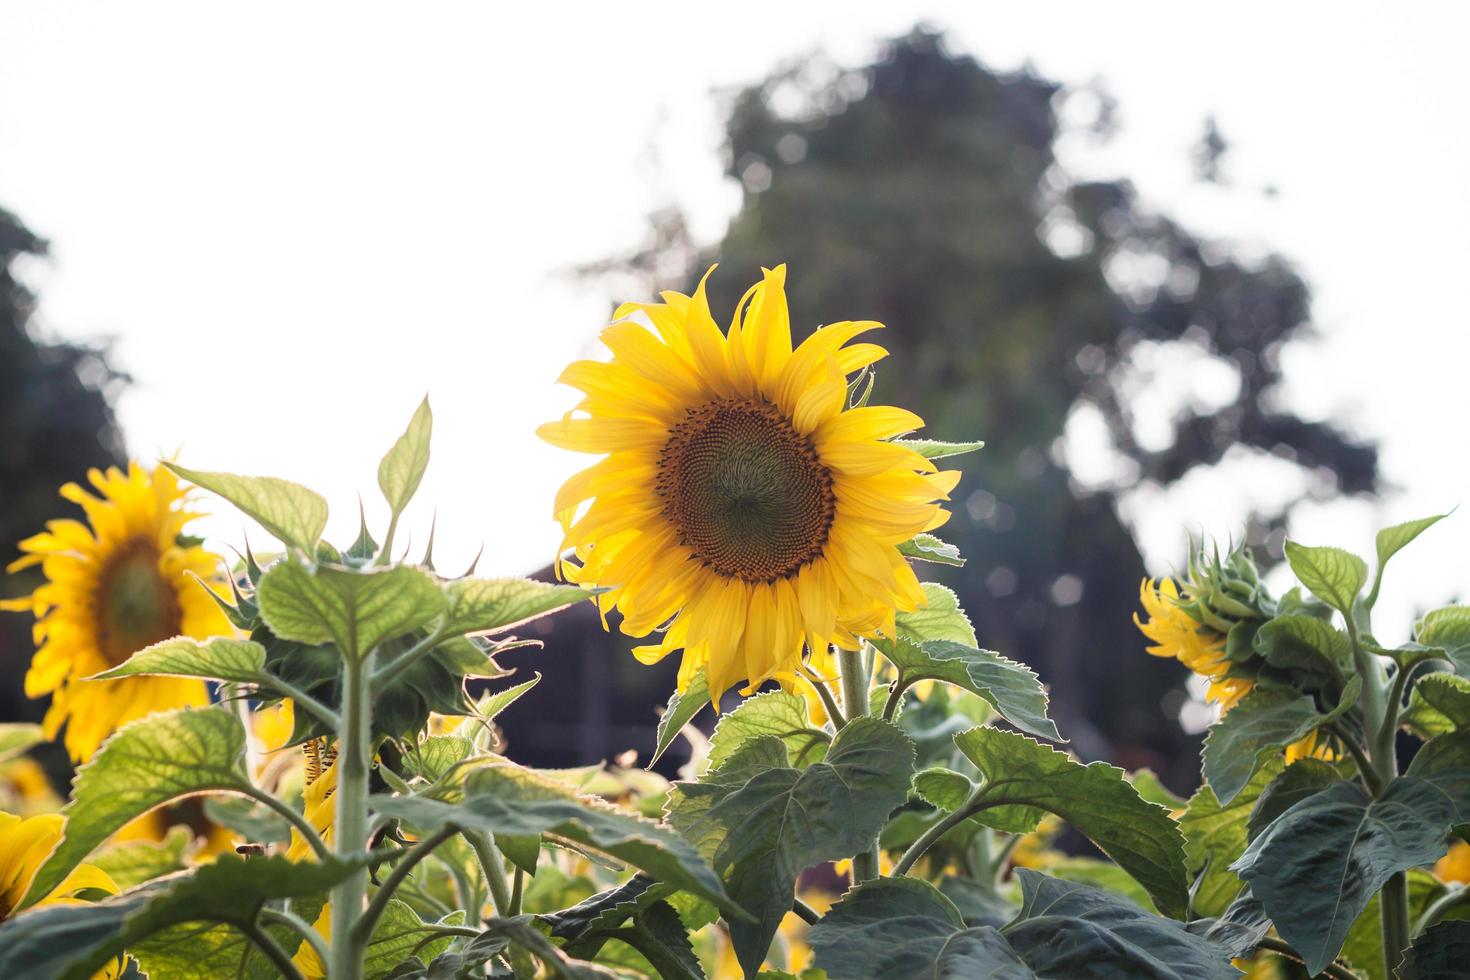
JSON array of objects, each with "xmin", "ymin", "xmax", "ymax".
[
  {"xmin": 1328, "ymin": 721, "xmax": 1385, "ymax": 796},
  {"xmin": 241, "ymin": 919, "xmax": 309, "ymax": 980},
  {"xmin": 1382, "ymin": 871, "xmax": 1410, "ymax": 977},
  {"xmin": 509, "ymin": 866, "xmax": 525, "ymax": 916},
  {"xmin": 268, "ymin": 679, "xmax": 342, "ymax": 731},
  {"xmin": 259, "ymin": 908, "xmax": 329, "ymax": 969},
  {"xmin": 352, "ymin": 826, "xmax": 458, "ymax": 945},
  {"xmin": 1255, "ymin": 936, "xmax": 1358, "ymax": 980},
  {"xmin": 1414, "ymin": 884, "xmax": 1469, "ymax": 938},
  {"xmin": 370, "ymin": 627, "xmax": 447, "ymax": 691},
  {"xmin": 1346, "ymin": 619, "xmax": 1389, "ymax": 773},
  {"xmin": 805, "ymin": 670, "xmax": 847, "ymax": 729},
  {"xmin": 1377, "ymin": 663, "xmax": 1412, "ymax": 769},
  {"xmin": 466, "ymin": 830, "xmax": 513, "ymax": 916},
  {"xmin": 991, "ymin": 832, "xmax": 1022, "ymax": 883},
  {"xmin": 792, "ymin": 898, "xmax": 820, "ymax": 925},
  {"xmin": 329, "ymin": 651, "xmax": 374, "ymax": 980},
  {"xmin": 894, "ymin": 804, "xmax": 973, "ymax": 877},
  {"xmin": 838, "ymin": 646, "xmax": 879, "ymax": 881},
  {"xmin": 882, "ymin": 678, "xmax": 912, "ymax": 723},
  {"xmin": 241, "ymin": 786, "xmax": 329, "ymax": 860}
]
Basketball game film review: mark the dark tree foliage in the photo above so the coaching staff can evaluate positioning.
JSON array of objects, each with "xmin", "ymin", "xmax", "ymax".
[
  {"xmin": 555, "ymin": 30, "xmax": 1377, "ymax": 788},
  {"xmin": 0, "ymin": 206, "xmax": 127, "ymax": 724}
]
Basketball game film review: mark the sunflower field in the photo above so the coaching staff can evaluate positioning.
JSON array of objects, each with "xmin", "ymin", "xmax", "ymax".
[{"xmin": 0, "ymin": 265, "xmax": 1466, "ymax": 980}]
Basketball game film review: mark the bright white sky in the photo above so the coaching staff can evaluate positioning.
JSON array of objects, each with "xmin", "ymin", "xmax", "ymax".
[{"xmin": 2, "ymin": 2, "xmax": 1466, "ymax": 640}]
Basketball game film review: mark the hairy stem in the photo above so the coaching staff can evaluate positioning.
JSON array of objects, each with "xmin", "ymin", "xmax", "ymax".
[
  {"xmin": 259, "ymin": 908, "xmax": 328, "ymax": 969},
  {"xmin": 838, "ymin": 646, "xmax": 879, "ymax": 881},
  {"xmin": 352, "ymin": 826, "xmax": 458, "ymax": 945},
  {"xmin": 466, "ymin": 829, "xmax": 513, "ymax": 916},
  {"xmin": 804, "ymin": 670, "xmax": 847, "ymax": 729},
  {"xmin": 894, "ymin": 804, "xmax": 974, "ymax": 877},
  {"xmin": 242, "ymin": 919, "xmax": 309, "ymax": 980},
  {"xmin": 329, "ymin": 651, "xmax": 374, "ymax": 980},
  {"xmin": 241, "ymin": 785, "xmax": 329, "ymax": 860}
]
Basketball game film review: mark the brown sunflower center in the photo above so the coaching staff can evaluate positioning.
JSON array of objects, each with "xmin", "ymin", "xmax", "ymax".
[
  {"xmin": 656, "ymin": 398, "xmax": 836, "ymax": 583},
  {"xmin": 95, "ymin": 540, "xmax": 181, "ymax": 665}
]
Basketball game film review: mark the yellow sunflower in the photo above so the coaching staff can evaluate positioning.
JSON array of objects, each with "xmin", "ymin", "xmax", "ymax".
[
  {"xmin": 539, "ymin": 265, "xmax": 958, "ymax": 703},
  {"xmin": 2, "ymin": 463, "xmax": 232, "ymax": 761},
  {"xmin": 287, "ymin": 738, "xmax": 337, "ymax": 863},
  {"xmin": 0, "ymin": 811, "xmax": 121, "ymax": 978},
  {"xmin": 1137, "ymin": 578, "xmax": 1333, "ymax": 763},
  {"xmin": 1136, "ymin": 578, "xmax": 1251, "ymax": 711}
]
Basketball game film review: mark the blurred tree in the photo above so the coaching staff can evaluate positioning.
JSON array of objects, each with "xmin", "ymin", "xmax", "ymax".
[
  {"xmin": 0, "ymin": 205, "xmax": 127, "ymax": 724},
  {"xmin": 573, "ymin": 29, "xmax": 1377, "ymax": 788}
]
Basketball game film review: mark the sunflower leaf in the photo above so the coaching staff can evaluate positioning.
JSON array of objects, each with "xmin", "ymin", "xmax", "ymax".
[
  {"xmin": 91, "ymin": 636, "xmax": 268, "ymax": 685},
  {"xmin": 898, "ymin": 533, "xmax": 965, "ymax": 567},
  {"xmin": 22, "ymin": 707, "xmax": 253, "ymax": 909},
  {"xmin": 1283, "ymin": 541, "xmax": 1367, "ymax": 619},
  {"xmin": 892, "ymin": 438, "xmax": 985, "ymax": 460},
  {"xmin": 1404, "ymin": 672, "xmax": 1470, "ymax": 739},
  {"xmin": 1401, "ymin": 920, "xmax": 1470, "ymax": 980},
  {"xmin": 378, "ymin": 396, "xmax": 433, "ymax": 518},
  {"xmin": 371, "ymin": 761, "xmax": 741, "ymax": 921},
  {"xmin": 1178, "ymin": 758, "xmax": 1286, "ymax": 918},
  {"xmin": 877, "ymin": 638, "xmax": 1058, "ymax": 742},
  {"xmin": 165, "ymin": 464, "xmax": 328, "ymax": 557},
  {"xmin": 1201, "ymin": 675, "xmax": 1361, "ymax": 805},
  {"xmin": 0, "ymin": 722, "xmax": 45, "ymax": 762},
  {"xmin": 703, "ymin": 690, "xmax": 830, "ymax": 773},
  {"xmin": 0, "ymin": 853, "xmax": 366, "ymax": 980},
  {"xmin": 1233, "ymin": 777, "xmax": 1456, "ymax": 976},
  {"xmin": 441, "ymin": 577, "xmax": 591, "ymax": 636},
  {"xmin": 257, "ymin": 560, "xmax": 446, "ymax": 659},
  {"xmin": 668, "ymin": 717, "xmax": 915, "ymax": 975},
  {"xmin": 652, "ymin": 669, "xmax": 710, "ymax": 767},
  {"xmin": 953, "ymin": 726, "xmax": 1190, "ymax": 919}
]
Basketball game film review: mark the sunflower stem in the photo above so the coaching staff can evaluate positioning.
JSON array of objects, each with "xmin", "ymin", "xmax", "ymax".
[
  {"xmin": 838, "ymin": 645, "xmax": 879, "ymax": 881},
  {"xmin": 329, "ymin": 650, "xmax": 374, "ymax": 980}
]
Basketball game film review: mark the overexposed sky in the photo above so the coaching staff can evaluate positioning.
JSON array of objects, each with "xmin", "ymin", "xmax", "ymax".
[{"xmin": 2, "ymin": 2, "xmax": 1466, "ymax": 639}]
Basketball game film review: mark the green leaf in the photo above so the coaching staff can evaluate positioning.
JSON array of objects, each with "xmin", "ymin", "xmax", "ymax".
[
  {"xmin": 92, "ymin": 636, "xmax": 268, "ymax": 685},
  {"xmin": 898, "ymin": 583, "xmax": 978, "ymax": 646},
  {"xmin": 1284, "ymin": 540, "xmax": 1367, "ymax": 617},
  {"xmin": 371, "ymin": 761, "xmax": 740, "ymax": 920},
  {"xmin": 0, "ymin": 853, "xmax": 367, "ymax": 980},
  {"xmin": 166, "ymin": 464, "xmax": 327, "ymax": 556},
  {"xmin": 953, "ymin": 726, "xmax": 1190, "ymax": 918},
  {"xmin": 378, "ymin": 396, "xmax": 433, "ymax": 518},
  {"xmin": 475, "ymin": 674, "xmax": 542, "ymax": 722},
  {"xmin": 651, "ymin": 670, "xmax": 710, "ymax": 767},
  {"xmin": 257, "ymin": 561, "xmax": 446, "ymax": 658},
  {"xmin": 22, "ymin": 707, "xmax": 252, "ymax": 908},
  {"xmin": 361, "ymin": 900, "xmax": 459, "ymax": 979},
  {"xmin": 1418, "ymin": 606, "xmax": 1470, "ymax": 657},
  {"xmin": 1253, "ymin": 614, "xmax": 1352, "ymax": 677},
  {"xmin": 703, "ymin": 690, "xmax": 830, "ymax": 773},
  {"xmin": 202, "ymin": 795, "xmax": 292, "ymax": 845},
  {"xmin": 914, "ymin": 767, "xmax": 976, "ymax": 812},
  {"xmin": 1376, "ymin": 514, "xmax": 1447, "ymax": 583},
  {"xmin": 877, "ymin": 639, "xmax": 1058, "ymax": 741},
  {"xmin": 1046, "ymin": 858, "xmax": 1159, "ymax": 913},
  {"xmin": 1246, "ymin": 757, "xmax": 1342, "ymax": 842},
  {"xmin": 1340, "ymin": 868, "xmax": 1445, "ymax": 980},
  {"xmin": 1003, "ymin": 871, "xmax": 1238, "ymax": 979},
  {"xmin": 90, "ymin": 826, "xmax": 193, "ymax": 890},
  {"xmin": 1406, "ymin": 673, "xmax": 1470, "ymax": 738},
  {"xmin": 428, "ymin": 915, "xmax": 627, "ymax": 978},
  {"xmin": 892, "ymin": 438, "xmax": 985, "ymax": 460},
  {"xmin": 1402, "ymin": 920, "xmax": 1470, "ymax": 980},
  {"xmin": 898, "ymin": 533, "xmax": 965, "ymax": 567},
  {"xmin": 0, "ymin": 722, "xmax": 45, "ymax": 762},
  {"xmin": 1405, "ymin": 728, "xmax": 1470, "ymax": 822},
  {"xmin": 1232, "ymin": 777, "xmax": 1456, "ymax": 975},
  {"xmin": 1201, "ymin": 676, "xmax": 1360, "ymax": 805},
  {"xmin": 669, "ymin": 717, "xmax": 916, "ymax": 975},
  {"xmin": 807, "ymin": 877, "xmax": 967, "ymax": 979},
  {"xmin": 1178, "ymin": 758, "xmax": 1284, "ymax": 918},
  {"xmin": 1129, "ymin": 768, "xmax": 1187, "ymax": 809},
  {"xmin": 442, "ymin": 577, "xmax": 590, "ymax": 636}
]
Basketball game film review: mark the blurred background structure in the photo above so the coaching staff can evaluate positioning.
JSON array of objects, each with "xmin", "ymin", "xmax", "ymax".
[{"xmin": 2, "ymin": 7, "xmax": 1465, "ymax": 793}]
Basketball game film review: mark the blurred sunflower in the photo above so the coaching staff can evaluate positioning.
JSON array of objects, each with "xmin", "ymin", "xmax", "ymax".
[
  {"xmin": 0, "ymin": 811, "xmax": 121, "ymax": 977},
  {"xmin": 540, "ymin": 265, "xmax": 958, "ymax": 702},
  {"xmin": 1, "ymin": 463, "xmax": 231, "ymax": 761}
]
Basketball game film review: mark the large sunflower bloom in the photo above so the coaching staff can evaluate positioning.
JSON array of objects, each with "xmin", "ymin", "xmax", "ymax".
[
  {"xmin": 0, "ymin": 811, "xmax": 121, "ymax": 977},
  {"xmin": 539, "ymin": 265, "xmax": 959, "ymax": 702},
  {"xmin": 2, "ymin": 463, "xmax": 232, "ymax": 761}
]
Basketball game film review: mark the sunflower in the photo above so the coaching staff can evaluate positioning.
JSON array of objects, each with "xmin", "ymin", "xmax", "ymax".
[
  {"xmin": 1, "ymin": 462, "xmax": 232, "ymax": 761},
  {"xmin": 0, "ymin": 811, "xmax": 121, "ymax": 977},
  {"xmin": 286, "ymin": 738, "xmax": 337, "ymax": 862},
  {"xmin": 1135, "ymin": 578, "xmax": 1252, "ymax": 711},
  {"xmin": 539, "ymin": 265, "xmax": 959, "ymax": 703}
]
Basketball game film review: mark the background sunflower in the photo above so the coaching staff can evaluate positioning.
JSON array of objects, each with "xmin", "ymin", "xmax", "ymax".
[{"xmin": 1, "ymin": 463, "xmax": 231, "ymax": 760}]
